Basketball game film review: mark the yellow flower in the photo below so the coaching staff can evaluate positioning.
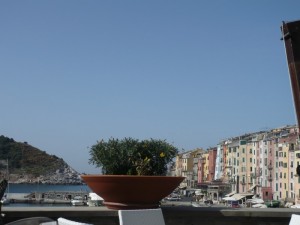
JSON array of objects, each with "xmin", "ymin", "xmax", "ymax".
[{"xmin": 160, "ymin": 152, "xmax": 165, "ymax": 158}]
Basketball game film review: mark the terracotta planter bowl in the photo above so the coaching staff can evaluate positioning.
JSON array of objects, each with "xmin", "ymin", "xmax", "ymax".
[{"xmin": 81, "ymin": 175, "xmax": 184, "ymax": 210}]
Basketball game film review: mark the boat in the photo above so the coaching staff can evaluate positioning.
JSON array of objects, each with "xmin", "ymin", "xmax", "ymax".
[
  {"xmin": 87, "ymin": 193, "xmax": 103, "ymax": 207},
  {"xmin": 291, "ymin": 204, "xmax": 300, "ymax": 208},
  {"xmin": 71, "ymin": 199, "xmax": 85, "ymax": 206},
  {"xmin": 71, "ymin": 196, "xmax": 86, "ymax": 206},
  {"xmin": 251, "ymin": 203, "xmax": 267, "ymax": 208},
  {"xmin": 265, "ymin": 200, "xmax": 280, "ymax": 208},
  {"xmin": 248, "ymin": 198, "xmax": 266, "ymax": 208},
  {"xmin": 24, "ymin": 190, "xmax": 89, "ymax": 204}
]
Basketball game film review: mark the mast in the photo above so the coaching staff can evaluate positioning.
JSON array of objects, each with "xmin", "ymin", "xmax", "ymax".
[
  {"xmin": 281, "ymin": 20, "xmax": 300, "ymax": 128},
  {"xmin": 6, "ymin": 159, "xmax": 9, "ymax": 194}
]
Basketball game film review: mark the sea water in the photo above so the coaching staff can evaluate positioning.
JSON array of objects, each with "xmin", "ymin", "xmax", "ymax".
[{"xmin": 7, "ymin": 183, "xmax": 91, "ymax": 193}]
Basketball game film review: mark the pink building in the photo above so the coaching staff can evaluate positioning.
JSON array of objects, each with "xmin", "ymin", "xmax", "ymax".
[{"xmin": 208, "ymin": 147, "xmax": 217, "ymax": 181}]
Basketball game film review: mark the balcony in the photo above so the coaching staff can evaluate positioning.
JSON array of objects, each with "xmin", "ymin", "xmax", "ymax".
[
  {"xmin": 267, "ymin": 164, "xmax": 273, "ymax": 170},
  {"xmin": 2, "ymin": 206, "xmax": 295, "ymax": 225},
  {"xmin": 289, "ymin": 146, "xmax": 295, "ymax": 150},
  {"xmin": 267, "ymin": 176, "xmax": 273, "ymax": 182},
  {"xmin": 228, "ymin": 179, "xmax": 236, "ymax": 184},
  {"xmin": 250, "ymin": 173, "xmax": 257, "ymax": 178},
  {"xmin": 209, "ymin": 170, "xmax": 214, "ymax": 174},
  {"xmin": 256, "ymin": 170, "xmax": 262, "ymax": 177}
]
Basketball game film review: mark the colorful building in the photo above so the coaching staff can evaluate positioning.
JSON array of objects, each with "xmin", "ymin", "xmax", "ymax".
[{"xmin": 174, "ymin": 125, "xmax": 300, "ymax": 203}]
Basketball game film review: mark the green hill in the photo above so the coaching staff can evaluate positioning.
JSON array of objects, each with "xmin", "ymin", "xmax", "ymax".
[{"xmin": 0, "ymin": 135, "xmax": 70, "ymax": 178}]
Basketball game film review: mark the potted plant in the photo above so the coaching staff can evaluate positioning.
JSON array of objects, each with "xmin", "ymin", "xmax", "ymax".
[{"xmin": 81, "ymin": 137, "xmax": 184, "ymax": 209}]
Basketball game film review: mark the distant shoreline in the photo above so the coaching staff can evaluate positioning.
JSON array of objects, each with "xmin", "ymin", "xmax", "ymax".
[{"xmin": 8, "ymin": 182, "xmax": 85, "ymax": 185}]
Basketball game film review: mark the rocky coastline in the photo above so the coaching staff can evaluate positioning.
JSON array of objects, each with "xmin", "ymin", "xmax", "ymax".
[{"xmin": 7, "ymin": 166, "xmax": 85, "ymax": 185}]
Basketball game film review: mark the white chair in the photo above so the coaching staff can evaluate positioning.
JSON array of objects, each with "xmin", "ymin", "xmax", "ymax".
[
  {"xmin": 289, "ymin": 214, "xmax": 300, "ymax": 225},
  {"xmin": 5, "ymin": 217, "xmax": 55, "ymax": 225},
  {"xmin": 118, "ymin": 208, "xmax": 166, "ymax": 225},
  {"xmin": 57, "ymin": 217, "xmax": 92, "ymax": 225}
]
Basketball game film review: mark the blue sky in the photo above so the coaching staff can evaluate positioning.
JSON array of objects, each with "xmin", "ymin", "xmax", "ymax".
[{"xmin": 1, "ymin": 1, "xmax": 299, "ymax": 174}]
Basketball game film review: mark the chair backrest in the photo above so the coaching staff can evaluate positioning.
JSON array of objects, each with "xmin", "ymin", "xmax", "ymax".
[
  {"xmin": 57, "ymin": 217, "xmax": 92, "ymax": 225},
  {"xmin": 0, "ymin": 179, "xmax": 8, "ymax": 225},
  {"xmin": 5, "ymin": 217, "xmax": 92, "ymax": 225},
  {"xmin": 289, "ymin": 214, "xmax": 300, "ymax": 225},
  {"xmin": 118, "ymin": 208, "xmax": 166, "ymax": 225},
  {"xmin": 0, "ymin": 179, "xmax": 7, "ymax": 201},
  {"xmin": 5, "ymin": 217, "xmax": 54, "ymax": 225}
]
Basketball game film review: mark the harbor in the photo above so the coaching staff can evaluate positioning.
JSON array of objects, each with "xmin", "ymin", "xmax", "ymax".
[
  {"xmin": 5, "ymin": 191, "xmax": 89, "ymax": 205},
  {"xmin": 1, "ymin": 183, "xmax": 108, "ymax": 207}
]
